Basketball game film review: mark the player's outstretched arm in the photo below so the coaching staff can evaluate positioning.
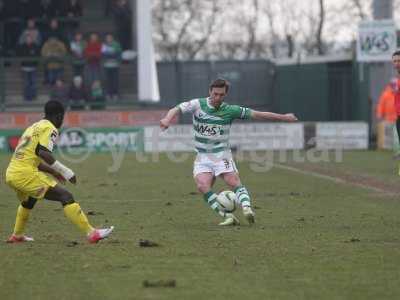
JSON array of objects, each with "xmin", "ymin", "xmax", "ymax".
[
  {"xmin": 251, "ymin": 110, "xmax": 298, "ymax": 122},
  {"xmin": 160, "ymin": 107, "xmax": 180, "ymax": 130},
  {"xmin": 37, "ymin": 147, "xmax": 76, "ymax": 184}
]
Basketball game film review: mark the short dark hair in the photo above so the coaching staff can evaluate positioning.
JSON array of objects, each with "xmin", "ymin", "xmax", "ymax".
[
  {"xmin": 44, "ymin": 100, "xmax": 65, "ymax": 117},
  {"xmin": 209, "ymin": 78, "xmax": 230, "ymax": 93},
  {"xmin": 393, "ymin": 50, "xmax": 400, "ymax": 57}
]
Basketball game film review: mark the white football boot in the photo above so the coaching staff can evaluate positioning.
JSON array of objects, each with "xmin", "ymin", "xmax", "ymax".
[
  {"xmin": 219, "ymin": 213, "xmax": 240, "ymax": 226},
  {"xmin": 242, "ymin": 206, "xmax": 255, "ymax": 224}
]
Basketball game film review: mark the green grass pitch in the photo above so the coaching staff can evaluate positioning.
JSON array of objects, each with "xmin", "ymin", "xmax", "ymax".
[{"xmin": 1, "ymin": 151, "xmax": 400, "ymax": 300}]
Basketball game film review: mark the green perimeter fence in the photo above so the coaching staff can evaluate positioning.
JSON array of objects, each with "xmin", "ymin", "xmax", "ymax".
[{"xmin": 0, "ymin": 56, "xmax": 370, "ymax": 123}]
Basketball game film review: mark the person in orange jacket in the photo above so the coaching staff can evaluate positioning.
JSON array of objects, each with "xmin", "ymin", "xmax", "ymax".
[{"xmin": 376, "ymin": 79, "xmax": 397, "ymax": 123}]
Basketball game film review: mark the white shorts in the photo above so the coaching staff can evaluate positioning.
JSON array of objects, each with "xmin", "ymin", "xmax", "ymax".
[{"xmin": 193, "ymin": 153, "xmax": 238, "ymax": 177}]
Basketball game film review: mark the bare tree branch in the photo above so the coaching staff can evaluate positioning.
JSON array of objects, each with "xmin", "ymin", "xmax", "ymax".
[
  {"xmin": 244, "ymin": 0, "xmax": 259, "ymax": 59},
  {"xmin": 152, "ymin": 0, "xmax": 374, "ymax": 60},
  {"xmin": 316, "ymin": 0, "xmax": 325, "ymax": 55},
  {"xmin": 173, "ymin": 0, "xmax": 196, "ymax": 59},
  {"xmin": 352, "ymin": 0, "xmax": 367, "ymax": 19},
  {"xmin": 263, "ymin": 2, "xmax": 279, "ymax": 58}
]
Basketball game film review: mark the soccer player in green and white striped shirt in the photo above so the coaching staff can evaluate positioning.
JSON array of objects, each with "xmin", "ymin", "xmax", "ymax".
[{"xmin": 160, "ymin": 78, "xmax": 298, "ymax": 226}]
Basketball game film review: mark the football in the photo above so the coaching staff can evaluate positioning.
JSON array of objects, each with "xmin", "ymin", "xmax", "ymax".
[{"xmin": 217, "ymin": 190, "xmax": 237, "ymax": 213}]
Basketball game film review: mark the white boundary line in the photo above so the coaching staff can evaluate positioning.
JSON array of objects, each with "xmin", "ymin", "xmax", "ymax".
[{"xmin": 275, "ymin": 163, "xmax": 396, "ymax": 195}]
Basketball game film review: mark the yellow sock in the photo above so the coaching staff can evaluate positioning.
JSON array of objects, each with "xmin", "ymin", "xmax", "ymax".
[
  {"xmin": 63, "ymin": 203, "xmax": 94, "ymax": 235},
  {"xmin": 13, "ymin": 205, "xmax": 31, "ymax": 236}
]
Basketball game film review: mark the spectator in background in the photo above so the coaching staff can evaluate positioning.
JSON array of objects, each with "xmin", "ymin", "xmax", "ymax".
[
  {"xmin": 17, "ymin": 34, "xmax": 40, "ymax": 101},
  {"xmin": 376, "ymin": 79, "xmax": 397, "ymax": 124},
  {"xmin": 56, "ymin": 0, "xmax": 68, "ymax": 16},
  {"xmin": 112, "ymin": 0, "xmax": 132, "ymax": 50},
  {"xmin": 64, "ymin": 0, "xmax": 82, "ymax": 16},
  {"xmin": 41, "ymin": 37, "xmax": 67, "ymax": 85},
  {"xmin": 101, "ymin": 33, "xmax": 122, "ymax": 101},
  {"xmin": 50, "ymin": 78, "xmax": 69, "ymax": 104},
  {"xmin": 89, "ymin": 80, "xmax": 105, "ymax": 110},
  {"xmin": 68, "ymin": 75, "xmax": 88, "ymax": 110},
  {"xmin": 18, "ymin": 19, "xmax": 42, "ymax": 46},
  {"xmin": 39, "ymin": 0, "xmax": 57, "ymax": 19},
  {"xmin": 62, "ymin": 0, "xmax": 83, "ymax": 40},
  {"xmin": 84, "ymin": 33, "xmax": 102, "ymax": 87},
  {"xmin": 44, "ymin": 18, "xmax": 67, "ymax": 44},
  {"xmin": 70, "ymin": 32, "xmax": 86, "ymax": 77}
]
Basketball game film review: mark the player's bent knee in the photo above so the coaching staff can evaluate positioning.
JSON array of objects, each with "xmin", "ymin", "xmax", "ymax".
[
  {"xmin": 229, "ymin": 180, "xmax": 241, "ymax": 189},
  {"xmin": 196, "ymin": 182, "xmax": 210, "ymax": 194},
  {"xmin": 195, "ymin": 174, "xmax": 214, "ymax": 193},
  {"xmin": 21, "ymin": 197, "xmax": 37, "ymax": 209},
  {"xmin": 223, "ymin": 174, "xmax": 241, "ymax": 188},
  {"xmin": 60, "ymin": 191, "xmax": 75, "ymax": 206},
  {"xmin": 62, "ymin": 198, "xmax": 75, "ymax": 206}
]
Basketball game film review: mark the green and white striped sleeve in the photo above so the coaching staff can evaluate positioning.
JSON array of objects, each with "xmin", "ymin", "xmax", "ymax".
[
  {"xmin": 177, "ymin": 99, "xmax": 200, "ymax": 114},
  {"xmin": 230, "ymin": 105, "xmax": 252, "ymax": 120}
]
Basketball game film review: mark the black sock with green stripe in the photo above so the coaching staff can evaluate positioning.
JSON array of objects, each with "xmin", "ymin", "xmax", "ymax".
[
  {"xmin": 203, "ymin": 191, "xmax": 225, "ymax": 217},
  {"xmin": 234, "ymin": 185, "xmax": 251, "ymax": 207}
]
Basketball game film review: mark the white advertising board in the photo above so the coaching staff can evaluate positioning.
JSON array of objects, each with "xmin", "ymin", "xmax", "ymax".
[
  {"xmin": 144, "ymin": 123, "xmax": 304, "ymax": 152},
  {"xmin": 316, "ymin": 122, "xmax": 369, "ymax": 150},
  {"xmin": 229, "ymin": 123, "xmax": 304, "ymax": 150},
  {"xmin": 144, "ymin": 125, "xmax": 194, "ymax": 152}
]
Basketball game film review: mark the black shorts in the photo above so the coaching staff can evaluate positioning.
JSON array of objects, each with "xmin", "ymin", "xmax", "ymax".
[{"xmin": 397, "ymin": 117, "xmax": 400, "ymax": 141}]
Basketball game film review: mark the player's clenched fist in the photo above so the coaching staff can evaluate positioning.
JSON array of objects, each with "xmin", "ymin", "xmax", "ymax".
[
  {"xmin": 283, "ymin": 113, "xmax": 298, "ymax": 122},
  {"xmin": 69, "ymin": 175, "xmax": 77, "ymax": 184},
  {"xmin": 160, "ymin": 118, "xmax": 170, "ymax": 130}
]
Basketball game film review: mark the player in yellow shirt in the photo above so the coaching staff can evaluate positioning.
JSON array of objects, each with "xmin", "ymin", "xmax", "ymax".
[{"xmin": 5, "ymin": 100, "xmax": 114, "ymax": 243}]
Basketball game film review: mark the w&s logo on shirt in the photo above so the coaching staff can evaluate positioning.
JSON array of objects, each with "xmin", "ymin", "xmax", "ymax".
[{"xmin": 194, "ymin": 124, "xmax": 224, "ymax": 136}]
